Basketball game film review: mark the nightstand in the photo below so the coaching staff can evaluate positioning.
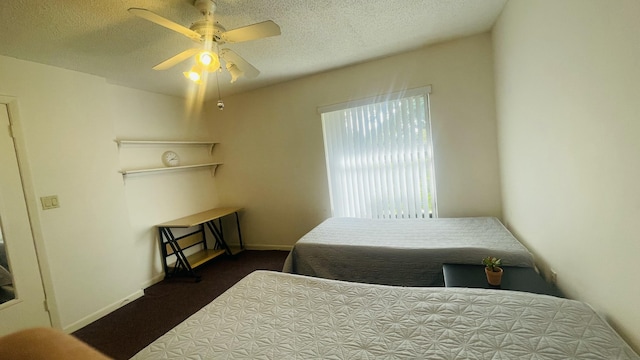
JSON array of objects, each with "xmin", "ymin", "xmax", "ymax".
[{"xmin": 442, "ymin": 264, "xmax": 564, "ymax": 297}]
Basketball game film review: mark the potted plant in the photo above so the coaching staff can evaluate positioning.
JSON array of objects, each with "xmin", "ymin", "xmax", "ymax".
[{"xmin": 482, "ymin": 256, "xmax": 503, "ymax": 286}]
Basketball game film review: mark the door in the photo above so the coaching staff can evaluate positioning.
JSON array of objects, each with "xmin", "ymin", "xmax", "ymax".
[{"xmin": 0, "ymin": 101, "xmax": 51, "ymax": 334}]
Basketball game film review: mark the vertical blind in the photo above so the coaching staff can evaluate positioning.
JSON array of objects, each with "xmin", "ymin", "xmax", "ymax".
[{"xmin": 320, "ymin": 89, "xmax": 437, "ymax": 219}]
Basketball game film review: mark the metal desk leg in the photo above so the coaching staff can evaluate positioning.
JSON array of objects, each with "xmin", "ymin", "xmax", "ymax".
[
  {"xmin": 234, "ymin": 211, "xmax": 244, "ymax": 250},
  {"xmin": 159, "ymin": 227, "xmax": 200, "ymax": 281},
  {"xmin": 158, "ymin": 227, "xmax": 169, "ymax": 275},
  {"xmin": 205, "ymin": 220, "xmax": 232, "ymax": 255}
]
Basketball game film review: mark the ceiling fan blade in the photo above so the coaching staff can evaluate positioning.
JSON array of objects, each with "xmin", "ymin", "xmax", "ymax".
[
  {"xmin": 220, "ymin": 49, "xmax": 259, "ymax": 79},
  {"xmin": 153, "ymin": 48, "xmax": 201, "ymax": 70},
  {"xmin": 221, "ymin": 20, "xmax": 281, "ymax": 43},
  {"xmin": 128, "ymin": 8, "xmax": 202, "ymax": 42}
]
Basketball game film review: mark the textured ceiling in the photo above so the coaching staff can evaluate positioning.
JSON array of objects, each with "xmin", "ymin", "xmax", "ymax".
[{"xmin": 0, "ymin": 0, "xmax": 507, "ymax": 100}]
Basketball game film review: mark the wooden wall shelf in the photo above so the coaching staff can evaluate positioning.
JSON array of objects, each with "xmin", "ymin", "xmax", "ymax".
[
  {"xmin": 119, "ymin": 163, "xmax": 222, "ymax": 176},
  {"xmin": 115, "ymin": 139, "xmax": 221, "ymax": 177},
  {"xmin": 114, "ymin": 140, "xmax": 218, "ymax": 154}
]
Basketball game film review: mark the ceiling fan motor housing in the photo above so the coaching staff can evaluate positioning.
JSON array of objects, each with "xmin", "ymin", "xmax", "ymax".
[{"xmin": 190, "ymin": 20, "xmax": 226, "ymax": 43}]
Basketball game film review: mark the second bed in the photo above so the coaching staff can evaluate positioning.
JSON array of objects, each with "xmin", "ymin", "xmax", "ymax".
[{"xmin": 282, "ymin": 216, "xmax": 534, "ymax": 286}]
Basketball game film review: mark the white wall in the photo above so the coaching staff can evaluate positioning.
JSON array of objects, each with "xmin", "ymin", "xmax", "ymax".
[
  {"xmin": 109, "ymin": 85, "xmax": 220, "ymax": 285},
  {"xmin": 209, "ymin": 33, "xmax": 502, "ymax": 249},
  {"xmin": 0, "ymin": 55, "xmax": 137, "ymax": 331},
  {"xmin": 493, "ymin": 0, "xmax": 640, "ymax": 351},
  {"xmin": 0, "ymin": 55, "xmax": 218, "ymax": 333}
]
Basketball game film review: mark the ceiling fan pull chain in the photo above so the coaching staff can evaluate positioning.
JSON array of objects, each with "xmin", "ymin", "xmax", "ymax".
[{"xmin": 215, "ymin": 67, "xmax": 224, "ymax": 111}]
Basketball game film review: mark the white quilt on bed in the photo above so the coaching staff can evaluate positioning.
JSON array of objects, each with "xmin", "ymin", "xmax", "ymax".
[
  {"xmin": 132, "ymin": 271, "xmax": 639, "ymax": 360},
  {"xmin": 283, "ymin": 217, "xmax": 535, "ymax": 286}
]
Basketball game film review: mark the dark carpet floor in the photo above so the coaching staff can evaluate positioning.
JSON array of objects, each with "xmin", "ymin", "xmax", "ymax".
[{"xmin": 73, "ymin": 250, "xmax": 289, "ymax": 360}]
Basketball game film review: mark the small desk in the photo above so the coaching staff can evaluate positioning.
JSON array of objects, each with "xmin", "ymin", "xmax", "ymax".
[
  {"xmin": 156, "ymin": 207, "xmax": 244, "ymax": 281},
  {"xmin": 442, "ymin": 264, "xmax": 564, "ymax": 297}
]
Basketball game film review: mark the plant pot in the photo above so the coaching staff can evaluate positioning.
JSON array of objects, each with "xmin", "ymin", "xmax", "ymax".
[{"xmin": 485, "ymin": 266, "xmax": 503, "ymax": 286}]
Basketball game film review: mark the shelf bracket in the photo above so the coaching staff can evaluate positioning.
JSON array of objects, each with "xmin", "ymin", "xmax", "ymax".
[{"xmin": 209, "ymin": 143, "xmax": 216, "ymax": 155}]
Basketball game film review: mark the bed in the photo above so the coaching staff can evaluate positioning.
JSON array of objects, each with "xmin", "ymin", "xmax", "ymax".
[
  {"xmin": 282, "ymin": 217, "xmax": 534, "ymax": 286},
  {"xmin": 131, "ymin": 270, "xmax": 639, "ymax": 359}
]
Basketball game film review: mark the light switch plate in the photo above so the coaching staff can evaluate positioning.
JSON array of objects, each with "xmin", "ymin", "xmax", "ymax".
[{"xmin": 40, "ymin": 195, "xmax": 60, "ymax": 210}]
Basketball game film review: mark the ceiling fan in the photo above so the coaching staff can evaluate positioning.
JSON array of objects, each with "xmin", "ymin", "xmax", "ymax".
[{"xmin": 128, "ymin": 0, "xmax": 280, "ymax": 83}]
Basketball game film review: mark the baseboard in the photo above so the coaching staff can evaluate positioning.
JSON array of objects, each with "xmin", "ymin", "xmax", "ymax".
[
  {"xmin": 62, "ymin": 289, "xmax": 145, "ymax": 334},
  {"xmin": 140, "ymin": 272, "xmax": 165, "ymax": 290},
  {"xmin": 244, "ymin": 244, "xmax": 292, "ymax": 251}
]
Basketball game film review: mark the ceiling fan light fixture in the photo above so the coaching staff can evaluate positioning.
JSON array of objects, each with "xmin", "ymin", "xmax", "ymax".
[
  {"xmin": 196, "ymin": 51, "xmax": 220, "ymax": 72},
  {"xmin": 183, "ymin": 66, "xmax": 202, "ymax": 83},
  {"xmin": 226, "ymin": 62, "xmax": 243, "ymax": 83},
  {"xmin": 199, "ymin": 52, "xmax": 214, "ymax": 65},
  {"xmin": 197, "ymin": 51, "xmax": 214, "ymax": 66}
]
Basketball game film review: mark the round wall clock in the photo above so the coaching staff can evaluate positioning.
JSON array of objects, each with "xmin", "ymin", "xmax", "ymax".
[{"xmin": 162, "ymin": 150, "xmax": 180, "ymax": 167}]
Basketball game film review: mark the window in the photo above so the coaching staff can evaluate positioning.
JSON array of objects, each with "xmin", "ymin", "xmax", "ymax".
[{"xmin": 320, "ymin": 87, "xmax": 437, "ymax": 219}]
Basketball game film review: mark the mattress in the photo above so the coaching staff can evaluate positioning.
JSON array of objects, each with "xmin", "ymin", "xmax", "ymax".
[
  {"xmin": 283, "ymin": 217, "xmax": 534, "ymax": 286},
  {"xmin": 131, "ymin": 271, "xmax": 639, "ymax": 359}
]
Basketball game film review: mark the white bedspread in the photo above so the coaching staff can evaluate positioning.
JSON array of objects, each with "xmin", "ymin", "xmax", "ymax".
[
  {"xmin": 283, "ymin": 217, "xmax": 534, "ymax": 286},
  {"xmin": 131, "ymin": 271, "xmax": 638, "ymax": 359}
]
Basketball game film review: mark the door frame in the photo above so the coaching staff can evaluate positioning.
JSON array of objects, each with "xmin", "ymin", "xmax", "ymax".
[{"xmin": 0, "ymin": 95, "xmax": 60, "ymax": 328}]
